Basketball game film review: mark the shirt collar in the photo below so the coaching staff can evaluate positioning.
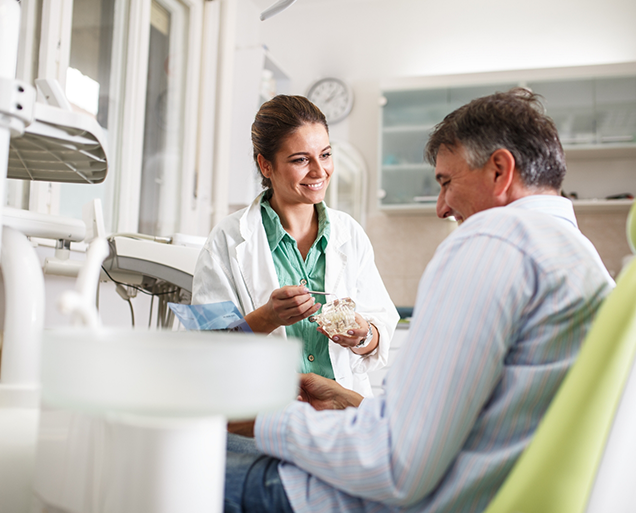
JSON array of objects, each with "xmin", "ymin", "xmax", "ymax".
[
  {"xmin": 505, "ymin": 195, "xmax": 579, "ymax": 229},
  {"xmin": 260, "ymin": 195, "xmax": 331, "ymax": 251},
  {"xmin": 315, "ymin": 202, "xmax": 331, "ymax": 250}
]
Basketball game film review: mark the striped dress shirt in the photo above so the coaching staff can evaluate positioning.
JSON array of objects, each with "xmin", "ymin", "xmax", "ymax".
[{"xmin": 255, "ymin": 195, "xmax": 615, "ymax": 512}]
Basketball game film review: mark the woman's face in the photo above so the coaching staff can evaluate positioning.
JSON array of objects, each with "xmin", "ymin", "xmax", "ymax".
[{"xmin": 259, "ymin": 123, "xmax": 333, "ymax": 208}]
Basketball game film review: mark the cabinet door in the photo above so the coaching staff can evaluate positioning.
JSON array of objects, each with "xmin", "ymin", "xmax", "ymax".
[
  {"xmin": 595, "ymin": 76, "xmax": 636, "ymax": 145},
  {"xmin": 528, "ymin": 76, "xmax": 636, "ymax": 146},
  {"xmin": 380, "ymin": 89, "xmax": 444, "ymax": 206},
  {"xmin": 379, "ymin": 83, "xmax": 516, "ymax": 207},
  {"xmin": 528, "ymin": 79, "xmax": 596, "ymax": 145}
]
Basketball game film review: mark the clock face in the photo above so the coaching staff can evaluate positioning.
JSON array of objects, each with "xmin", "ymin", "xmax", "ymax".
[{"xmin": 307, "ymin": 78, "xmax": 354, "ymax": 124}]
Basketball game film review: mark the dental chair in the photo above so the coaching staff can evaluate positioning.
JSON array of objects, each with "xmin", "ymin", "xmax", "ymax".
[{"xmin": 484, "ymin": 201, "xmax": 636, "ymax": 513}]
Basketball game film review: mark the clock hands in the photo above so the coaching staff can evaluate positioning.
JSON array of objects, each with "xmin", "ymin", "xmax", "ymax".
[
  {"xmin": 324, "ymin": 89, "xmax": 339, "ymax": 104},
  {"xmin": 307, "ymin": 78, "xmax": 353, "ymax": 124}
]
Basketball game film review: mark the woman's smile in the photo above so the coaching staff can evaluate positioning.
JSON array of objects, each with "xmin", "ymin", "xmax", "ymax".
[{"xmin": 303, "ymin": 181, "xmax": 326, "ymax": 190}]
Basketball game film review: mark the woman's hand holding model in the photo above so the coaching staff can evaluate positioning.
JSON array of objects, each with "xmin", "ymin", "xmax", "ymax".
[{"xmin": 317, "ymin": 312, "xmax": 379, "ymax": 356}]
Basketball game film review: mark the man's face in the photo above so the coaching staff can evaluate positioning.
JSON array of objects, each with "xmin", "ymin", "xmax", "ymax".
[{"xmin": 435, "ymin": 145, "xmax": 500, "ymax": 224}]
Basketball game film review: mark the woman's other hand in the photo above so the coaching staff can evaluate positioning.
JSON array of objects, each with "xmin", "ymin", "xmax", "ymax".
[
  {"xmin": 267, "ymin": 285, "xmax": 321, "ymax": 325},
  {"xmin": 245, "ymin": 285, "xmax": 320, "ymax": 334}
]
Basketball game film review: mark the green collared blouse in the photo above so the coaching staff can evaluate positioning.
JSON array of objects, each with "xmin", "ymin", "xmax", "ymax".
[{"xmin": 260, "ymin": 195, "xmax": 335, "ymax": 379}]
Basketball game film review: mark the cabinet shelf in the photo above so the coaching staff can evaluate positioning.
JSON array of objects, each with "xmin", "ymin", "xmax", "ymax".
[
  {"xmin": 378, "ymin": 198, "xmax": 634, "ymax": 216},
  {"xmin": 571, "ymin": 198, "xmax": 633, "ymax": 213},
  {"xmin": 382, "ymin": 163, "xmax": 430, "ymax": 171},
  {"xmin": 382, "ymin": 199, "xmax": 634, "ymax": 216},
  {"xmin": 380, "ymin": 203, "xmax": 439, "ymax": 215},
  {"xmin": 564, "ymin": 144, "xmax": 636, "ymax": 160},
  {"xmin": 383, "ymin": 125, "xmax": 434, "ymax": 134}
]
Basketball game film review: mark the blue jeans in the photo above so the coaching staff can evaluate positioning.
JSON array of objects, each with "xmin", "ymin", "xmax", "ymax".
[{"xmin": 224, "ymin": 433, "xmax": 294, "ymax": 513}]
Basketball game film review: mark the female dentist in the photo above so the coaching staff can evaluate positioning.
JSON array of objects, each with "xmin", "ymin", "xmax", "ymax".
[{"xmin": 192, "ymin": 95, "xmax": 398, "ymax": 396}]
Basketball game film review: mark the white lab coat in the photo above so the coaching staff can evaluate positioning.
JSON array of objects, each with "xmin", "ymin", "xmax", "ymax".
[{"xmin": 192, "ymin": 194, "xmax": 399, "ymax": 397}]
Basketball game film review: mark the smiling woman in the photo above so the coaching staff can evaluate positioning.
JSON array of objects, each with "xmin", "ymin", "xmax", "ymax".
[
  {"xmin": 192, "ymin": 95, "xmax": 399, "ymax": 398},
  {"xmin": 256, "ymin": 123, "xmax": 334, "ymax": 227}
]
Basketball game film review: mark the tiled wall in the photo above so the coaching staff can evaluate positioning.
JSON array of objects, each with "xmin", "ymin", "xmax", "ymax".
[
  {"xmin": 367, "ymin": 213, "xmax": 456, "ymax": 308},
  {"xmin": 368, "ymin": 206, "xmax": 631, "ymax": 308},
  {"xmin": 575, "ymin": 208, "xmax": 632, "ymax": 277}
]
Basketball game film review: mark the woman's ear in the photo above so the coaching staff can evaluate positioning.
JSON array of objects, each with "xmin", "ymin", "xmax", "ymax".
[
  {"xmin": 489, "ymin": 148, "xmax": 515, "ymax": 197},
  {"xmin": 257, "ymin": 154, "xmax": 273, "ymax": 178}
]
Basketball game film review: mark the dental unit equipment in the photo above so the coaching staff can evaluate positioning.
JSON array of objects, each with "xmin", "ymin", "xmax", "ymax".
[{"xmin": 0, "ymin": 2, "xmax": 300, "ymax": 511}]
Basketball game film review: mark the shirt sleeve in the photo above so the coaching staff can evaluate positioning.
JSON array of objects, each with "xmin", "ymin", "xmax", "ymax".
[{"xmin": 256, "ymin": 231, "xmax": 536, "ymax": 506}]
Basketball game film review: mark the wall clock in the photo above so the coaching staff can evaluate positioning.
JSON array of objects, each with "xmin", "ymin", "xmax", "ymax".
[{"xmin": 306, "ymin": 77, "xmax": 354, "ymax": 124}]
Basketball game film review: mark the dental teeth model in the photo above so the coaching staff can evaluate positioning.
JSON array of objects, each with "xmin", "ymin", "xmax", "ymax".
[{"xmin": 311, "ymin": 297, "xmax": 360, "ymax": 338}]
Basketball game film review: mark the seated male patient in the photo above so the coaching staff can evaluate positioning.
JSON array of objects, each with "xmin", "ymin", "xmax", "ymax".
[{"xmin": 223, "ymin": 88, "xmax": 615, "ymax": 513}]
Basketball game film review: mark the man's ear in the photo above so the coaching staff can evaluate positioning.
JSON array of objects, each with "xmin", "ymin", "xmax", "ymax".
[
  {"xmin": 257, "ymin": 154, "xmax": 273, "ymax": 178},
  {"xmin": 489, "ymin": 149, "xmax": 516, "ymax": 197}
]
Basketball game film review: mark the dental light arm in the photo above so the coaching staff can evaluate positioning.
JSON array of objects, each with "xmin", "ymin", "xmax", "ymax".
[
  {"xmin": 57, "ymin": 238, "xmax": 110, "ymax": 328},
  {"xmin": 259, "ymin": 0, "xmax": 297, "ymax": 21}
]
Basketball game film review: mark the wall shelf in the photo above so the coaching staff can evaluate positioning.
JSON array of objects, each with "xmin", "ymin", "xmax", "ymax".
[
  {"xmin": 383, "ymin": 125, "xmax": 433, "ymax": 134},
  {"xmin": 572, "ymin": 198, "xmax": 633, "ymax": 213},
  {"xmin": 382, "ymin": 163, "xmax": 430, "ymax": 171}
]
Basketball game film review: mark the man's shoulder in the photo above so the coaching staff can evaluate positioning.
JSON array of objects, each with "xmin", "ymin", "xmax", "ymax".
[
  {"xmin": 445, "ymin": 201, "xmax": 610, "ymax": 282},
  {"xmin": 463, "ymin": 202, "xmax": 571, "ymax": 239},
  {"xmin": 445, "ymin": 203, "xmax": 586, "ymax": 265}
]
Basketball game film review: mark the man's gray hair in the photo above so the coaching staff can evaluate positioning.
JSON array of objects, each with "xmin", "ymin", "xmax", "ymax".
[{"xmin": 425, "ymin": 88, "xmax": 567, "ymax": 191}]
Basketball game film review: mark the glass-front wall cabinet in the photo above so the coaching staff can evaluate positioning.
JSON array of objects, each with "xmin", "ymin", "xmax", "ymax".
[{"xmin": 379, "ymin": 71, "xmax": 636, "ymax": 209}]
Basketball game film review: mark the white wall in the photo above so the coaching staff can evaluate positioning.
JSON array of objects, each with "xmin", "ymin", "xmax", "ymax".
[
  {"xmin": 237, "ymin": 0, "xmax": 262, "ymax": 47},
  {"xmin": 256, "ymin": 0, "xmax": 636, "ymax": 88}
]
